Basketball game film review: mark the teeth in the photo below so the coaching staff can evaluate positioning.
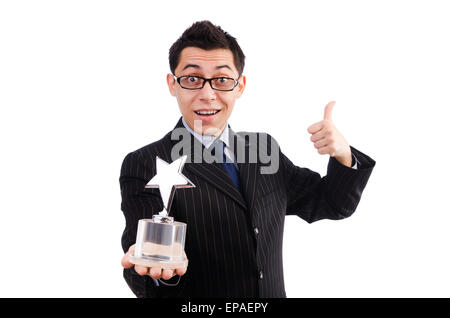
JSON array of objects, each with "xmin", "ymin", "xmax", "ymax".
[{"xmin": 196, "ymin": 110, "xmax": 219, "ymax": 115}]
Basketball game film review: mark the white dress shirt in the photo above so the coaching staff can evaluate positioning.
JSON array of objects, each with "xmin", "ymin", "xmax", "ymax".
[{"xmin": 181, "ymin": 117, "xmax": 236, "ymax": 164}]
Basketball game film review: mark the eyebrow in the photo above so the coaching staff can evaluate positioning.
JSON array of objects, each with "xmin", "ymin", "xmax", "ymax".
[{"xmin": 181, "ymin": 64, "xmax": 233, "ymax": 72}]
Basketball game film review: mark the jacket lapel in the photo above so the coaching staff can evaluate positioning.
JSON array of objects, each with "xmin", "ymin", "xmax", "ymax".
[{"xmin": 185, "ymin": 162, "xmax": 247, "ymax": 210}]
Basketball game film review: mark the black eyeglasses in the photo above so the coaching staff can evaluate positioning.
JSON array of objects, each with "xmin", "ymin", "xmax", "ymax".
[{"xmin": 173, "ymin": 75, "xmax": 240, "ymax": 91}]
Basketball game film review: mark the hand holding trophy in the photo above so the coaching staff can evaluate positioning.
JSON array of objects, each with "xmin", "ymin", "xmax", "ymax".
[{"xmin": 122, "ymin": 155, "xmax": 194, "ymax": 283}]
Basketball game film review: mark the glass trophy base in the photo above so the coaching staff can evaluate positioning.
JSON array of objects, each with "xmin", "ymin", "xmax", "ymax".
[
  {"xmin": 129, "ymin": 215, "xmax": 188, "ymax": 270},
  {"xmin": 129, "ymin": 253, "xmax": 188, "ymax": 269}
]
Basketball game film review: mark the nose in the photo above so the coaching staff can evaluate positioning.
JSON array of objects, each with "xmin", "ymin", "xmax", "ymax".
[{"xmin": 198, "ymin": 80, "xmax": 217, "ymax": 101}]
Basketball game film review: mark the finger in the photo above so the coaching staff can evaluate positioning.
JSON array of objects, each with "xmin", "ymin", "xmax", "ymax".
[
  {"xmin": 310, "ymin": 129, "xmax": 327, "ymax": 142},
  {"xmin": 134, "ymin": 265, "xmax": 149, "ymax": 276},
  {"xmin": 307, "ymin": 121, "xmax": 323, "ymax": 134},
  {"xmin": 121, "ymin": 245, "xmax": 135, "ymax": 269},
  {"xmin": 324, "ymin": 101, "xmax": 336, "ymax": 121},
  {"xmin": 314, "ymin": 138, "xmax": 328, "ymax": 149},
  {"xmin": 161, "ymin": 269, "xmax": 174, "ymax": 280},
  {"xmin": 317, "ymin": 145, "xmax": 336, "ymax": 156},
  {"xmin": 149, "ymin": 267, "xmax": 162, "ymax": 280},
  {"xmin": 121, "ymin": 253, "xmax": 133, "ymax": 268},
  {"xmin": 175, "ymin": 266, "xmax": 187, "ymax": 276}
]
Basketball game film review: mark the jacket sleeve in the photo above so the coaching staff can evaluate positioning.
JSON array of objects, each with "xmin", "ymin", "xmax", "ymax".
[
  {"xmin": 119, "ymin": 150, "xmax": 164, "ymax": 297},
  {"xmin": 281, "ymin": 145, "xmax": 376, "ymax": 223}
]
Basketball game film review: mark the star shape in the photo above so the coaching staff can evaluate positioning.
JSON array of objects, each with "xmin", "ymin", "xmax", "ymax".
[{"xmin": 145, "ymin": 155, "xmax": 195, "ymax": 216}]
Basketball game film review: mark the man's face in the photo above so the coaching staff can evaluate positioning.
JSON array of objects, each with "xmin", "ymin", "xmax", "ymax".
[{"xmin": 167, "ymin": 47, "xmax": 246, "ymax": 136}]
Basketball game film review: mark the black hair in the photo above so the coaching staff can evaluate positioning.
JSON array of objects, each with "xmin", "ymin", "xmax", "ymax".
[{"xmin": 169, "ymin": 20, "xmax": 245, "ymax": 77}]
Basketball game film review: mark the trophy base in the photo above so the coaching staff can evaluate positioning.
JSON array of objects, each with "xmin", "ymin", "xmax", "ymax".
[{"xmin": 129, "ymin": 254, "xmax": 188, "ymax": 270}]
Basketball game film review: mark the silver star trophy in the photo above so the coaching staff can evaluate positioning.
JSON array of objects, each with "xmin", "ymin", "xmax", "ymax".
[{"xmin": 129, "ymin": 155, "xmax": 195, "ymax": 269}]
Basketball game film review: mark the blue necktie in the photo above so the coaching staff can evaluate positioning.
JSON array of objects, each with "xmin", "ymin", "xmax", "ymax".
[{"xmin": 215, "ymin": 141, "xmax": 241, "ymax": 193}]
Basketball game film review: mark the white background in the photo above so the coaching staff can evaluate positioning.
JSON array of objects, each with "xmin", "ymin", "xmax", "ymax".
[{"xmin": 1, "ymin": 0, "xmax": 449, "ymax": 297}]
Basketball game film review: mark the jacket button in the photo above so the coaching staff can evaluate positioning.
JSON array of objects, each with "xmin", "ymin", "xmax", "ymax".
[
  {"xmin": 259, "ymin": 270, "xmax": 264, "ymax": 280},
  {"xmin": 254, "ymin": 227, "xmax": 259, "ymax": 235}
]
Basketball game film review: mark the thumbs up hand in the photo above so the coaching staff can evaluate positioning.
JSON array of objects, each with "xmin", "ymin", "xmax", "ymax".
[{"xmin": 307, "ymin": 101, "xmax": 353, "ymax": 167}]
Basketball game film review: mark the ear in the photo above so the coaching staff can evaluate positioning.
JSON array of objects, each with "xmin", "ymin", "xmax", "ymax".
[
  {"xmin": 235, "ymin": 75, "xmax": 246, "ymax": 99},
  {"xmin": 167, "ymin": 73, "xmax": 176, "ymax": 96}
]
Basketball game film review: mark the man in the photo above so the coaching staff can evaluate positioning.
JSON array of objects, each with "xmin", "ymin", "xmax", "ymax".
[{"xmin": 120, "ymin": 20, "xmax": 376, "ymax": 298}]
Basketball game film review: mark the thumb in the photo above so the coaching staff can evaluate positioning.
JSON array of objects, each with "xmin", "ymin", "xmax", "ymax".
[
  {"xmin": 121, "ymin": 244, "xmax": 135, "ymax": 268},
  {"xmin": 324, "ymin": 101, "xmax": 336, "ymax": 121}
]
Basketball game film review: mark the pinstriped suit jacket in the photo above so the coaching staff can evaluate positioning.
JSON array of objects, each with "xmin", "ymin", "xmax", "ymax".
[{"xmin": 119, "ymin": 117, "xmax": 376, "ymax": 298}]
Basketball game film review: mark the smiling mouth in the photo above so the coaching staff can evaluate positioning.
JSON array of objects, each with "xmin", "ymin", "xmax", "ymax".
[{"xmin": 194, "ymin": 109, "xmax": 221, "ymax": 116}]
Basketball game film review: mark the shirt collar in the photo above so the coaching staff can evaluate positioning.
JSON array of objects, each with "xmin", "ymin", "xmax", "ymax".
[{"xmin": 181, "ymin": 117, "xmax": 230, "ymax": 149}]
